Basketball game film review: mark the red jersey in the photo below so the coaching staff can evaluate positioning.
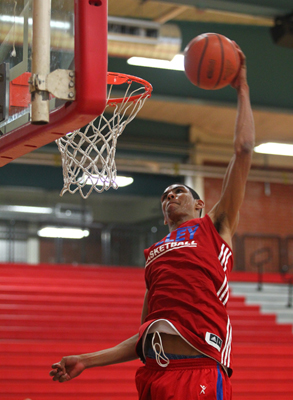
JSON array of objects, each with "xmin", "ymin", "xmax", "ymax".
[{"xmin": 135, "ymin": 214, "xmax": 234, "ymax": 376}]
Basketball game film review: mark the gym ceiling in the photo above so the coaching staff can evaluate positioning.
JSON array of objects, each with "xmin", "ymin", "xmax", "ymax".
[{"xmin": 0, "ymin": 0, "xmax": 293, "ymax": 224}]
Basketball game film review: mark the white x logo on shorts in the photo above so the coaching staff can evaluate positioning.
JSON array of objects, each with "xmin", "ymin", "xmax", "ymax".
[{"xmin": 200, "ymin": 385, "xmax": 207, "ymax": 394}]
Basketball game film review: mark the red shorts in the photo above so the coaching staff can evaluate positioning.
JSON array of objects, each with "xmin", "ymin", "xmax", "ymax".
[{"xmin": 135, "ymin": 357, "xmax": 232, "ymax": 400}]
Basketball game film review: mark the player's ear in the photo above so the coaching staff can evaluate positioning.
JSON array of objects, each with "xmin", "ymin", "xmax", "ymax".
[{"xmin": 195, "ymin": 199, "xmax": 205, "ymax": 212}]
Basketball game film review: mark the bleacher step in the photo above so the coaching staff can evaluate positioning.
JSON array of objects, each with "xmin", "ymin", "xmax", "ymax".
[{"xmin": 1, "ymin": 264, "xmax": 293, "ymax": 400}]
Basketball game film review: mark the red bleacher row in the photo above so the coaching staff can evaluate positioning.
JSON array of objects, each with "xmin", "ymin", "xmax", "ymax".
[{"xmin": 0, "ymin": 263, "xmax": 293, "ymax": 400}]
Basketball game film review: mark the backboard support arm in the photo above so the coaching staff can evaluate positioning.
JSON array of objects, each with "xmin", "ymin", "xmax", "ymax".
[{"xmin": 30, "ymin": 0, "xmax": 51, "ymax": 124}]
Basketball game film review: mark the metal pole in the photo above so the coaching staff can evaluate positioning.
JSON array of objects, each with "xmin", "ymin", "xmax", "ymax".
[
  {"xmin": 8, "ymin": 220, "xmax": 15, "ymax": 263},
  {"xmin": 257, "ymin": 263, "xmax": 263, "ymax": 291},
  {"xmin": 55, "ymin": 236, "xmax": 63, "ymax": 264},
  {"xmin": 31, "ymin": 0, "xmax": 51, "ymax": 123},
  {"xmin": 101, "ymin": 227, "xmax": 111, "ymax": 265}
]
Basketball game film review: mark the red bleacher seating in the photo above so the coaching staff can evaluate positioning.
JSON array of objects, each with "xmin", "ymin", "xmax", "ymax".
[{"xmin": 0, "ymin": 263, "xmax": 293, "ymax": 400}]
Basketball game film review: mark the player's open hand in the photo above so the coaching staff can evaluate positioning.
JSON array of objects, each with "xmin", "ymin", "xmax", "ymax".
[
  {"xmin": 49, "ymin": 355, "xmax": 86, "ymax": 382},
  {"xmin": 230, "ymin": 42, "xmax": 247, "ymax": 90}
]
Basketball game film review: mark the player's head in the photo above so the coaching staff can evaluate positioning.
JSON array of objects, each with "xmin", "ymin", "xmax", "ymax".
[{"xmin": 161, "ymin": 183, "xmax": 204, "ymax": 226}]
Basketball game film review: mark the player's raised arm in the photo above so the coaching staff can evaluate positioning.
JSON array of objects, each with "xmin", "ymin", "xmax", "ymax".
[{"xmin": 209, "ymin": 45, "xmax": 255, "ymax": 244}]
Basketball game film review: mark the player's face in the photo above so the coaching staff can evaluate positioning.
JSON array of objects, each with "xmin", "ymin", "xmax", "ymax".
[{"xmin": 161, "ymin": 184, "xmax": 196, "ymax": 224}]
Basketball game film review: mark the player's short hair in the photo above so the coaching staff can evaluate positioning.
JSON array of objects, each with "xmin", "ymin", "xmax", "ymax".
[{"xmin": 182, "ymin": 184, "xmax": 201, "ymax": 200}]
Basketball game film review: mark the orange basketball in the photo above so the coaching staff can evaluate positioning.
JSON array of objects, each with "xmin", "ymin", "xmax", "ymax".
[{"xmin": 184, "ymin": 33, "xmax": 240, "ymax": 90}]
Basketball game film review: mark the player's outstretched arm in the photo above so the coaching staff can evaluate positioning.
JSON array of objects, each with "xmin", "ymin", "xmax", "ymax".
[
  {"xmin": 209, "ymin": 44, "xmax": 255, "ymax": 243},
  {"xmin": 49, "ymin": 334, "xmax": 139, "ymax": 383}
]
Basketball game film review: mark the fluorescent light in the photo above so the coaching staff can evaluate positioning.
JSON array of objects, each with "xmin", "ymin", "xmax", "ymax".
[
  {"xmin": 254, "ymin": 142, "xmax": 293, "ymax": 156},
  {"xmin": 83, "ymin": 175, "xmax": 134, "ymax": 187},
  {"xmin": 0, "ymin": 205, "xmax": 53, "ymax": 214},
  {"xmin": 38, "ymin": 227, "xmax": 90, "ymax": 239},
  {"xmin": 0, "ymin": 15, "xmax": 25, "ymax": 23},
  {"xmin": 50, "ymin": 20, "xmax": 71, "ymax": 30},
  {"xmin": 127, "ymin": 54, "xmax": 184, "ymax": 71},
  {"xmin": 0, "ymin": 15, "xmax": 71, "ymax": 30}
]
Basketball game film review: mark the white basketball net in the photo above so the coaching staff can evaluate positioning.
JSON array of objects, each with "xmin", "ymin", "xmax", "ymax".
[{"xmin": 56, "ymin": 73, "xmax": 152, "ymax": 199}]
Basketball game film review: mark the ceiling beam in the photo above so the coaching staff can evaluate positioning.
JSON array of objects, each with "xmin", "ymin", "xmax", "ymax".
[
  {"xmin": 10, "ymin": 152, "xmax": 293, "ymax": 185},
  {"xmin": 153, "ymin": 0, "xmax": 289, "ymax": 18},
  {"xmin": 154, "ymin": 6, "xmax": 190, "ymax": 24}
]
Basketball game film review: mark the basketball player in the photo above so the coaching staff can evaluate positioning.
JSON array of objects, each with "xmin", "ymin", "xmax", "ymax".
[{"xmin": 50, "ymin": 44, "xmax": 254, "ymax": 399}]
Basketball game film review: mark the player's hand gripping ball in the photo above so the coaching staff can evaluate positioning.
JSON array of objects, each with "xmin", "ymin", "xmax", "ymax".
[{"xmin": 184, "ymin": 33, "xmax": 241, "ymax": 90}]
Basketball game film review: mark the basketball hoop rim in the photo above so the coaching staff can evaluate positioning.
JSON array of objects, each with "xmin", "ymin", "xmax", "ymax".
[{"xmin": 106, "ymin": 72, "xmax": 153, "ymax": 105}]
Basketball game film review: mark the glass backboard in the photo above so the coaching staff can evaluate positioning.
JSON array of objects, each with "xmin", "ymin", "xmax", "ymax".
[{"xmin": 0, "ymin": 0, "xmax": 107, "ymax": 166}]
